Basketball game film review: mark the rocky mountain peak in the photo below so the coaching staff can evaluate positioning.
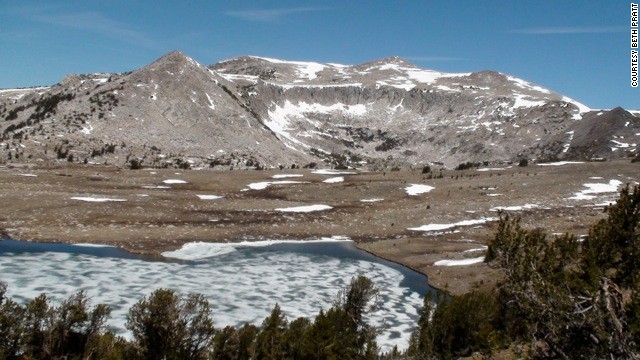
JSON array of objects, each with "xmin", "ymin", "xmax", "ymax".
[
  {"xmin": 363, "ymin": 56, "xmax": 417, "ymax": 67},
  {"xmin": 143, "ymin": 50, "xmax": 205, "ymax": 75},
  {"xmin": 610, "ymin": 106, "xmax": 632, "ymax": 116},
  {"xmin": 151, "ymin": 50, "xmax": 191, "ymax": 64},
  {"xmin": 1, "ymin": 50, "xmax": 637, "ymax": 170}
]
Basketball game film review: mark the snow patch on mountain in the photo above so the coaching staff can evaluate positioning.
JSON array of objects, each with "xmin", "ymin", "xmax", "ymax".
[
  {"xmin": 512, "ymin": 93, "xmax": 547, "ymax": 108},
  {"xmin": 247, "ymin": 56, "xmax": 328, "ymax": 80},
  {"xmin": 506, "ymin": 76, "xmax": 552, "ymax": 94},
  {"xmin": 266, "ymin": 100, "xmax": 368, "ymax": 150},
  {"xmin": 205, "ymin": 93, "xmax": 215, "ymax": 110},
  {"xmin": 562, "ymin": 96, "xmax": 591, "ymax": 119}
]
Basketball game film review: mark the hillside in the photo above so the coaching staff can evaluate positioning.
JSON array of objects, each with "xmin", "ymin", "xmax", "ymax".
[{"xmin": 1, "ymin": 51, "xmax": 638, "ymax": 169}]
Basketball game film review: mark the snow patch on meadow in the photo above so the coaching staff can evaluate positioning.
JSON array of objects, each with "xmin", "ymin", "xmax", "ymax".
[
  {"xmin": 567, "ymin": 180, "xmax": 623, "ymax": 200},
  {"xmin": 275, "ymin": 204, "xmax": 333, "ymax": 213},
  {"xmin": 312, "ymin": 169, "xmax": 358, "ymax": 175},
  {"xmin": 490, "ymin": 204, "xmax": 538, "ymax": 211},
  {"xmin": 323, "ymin": 176, "xmax": 344, "ymax": 183},
  {"xmin": 71, "ymin": 197, "xmax": 127, "ymax": 202},
  {"xmin": 196, "ymin": 195, "xmax": 223, "ymax": 200},
  {"xmin": 405, "ymin": 184, "xmax": 434, "ymax": 196},
  {"xmin": 361, "ymin": 198, "xmax": 384, "ymax": 203},
  {"xmin": 537, "ymin": 161, "xmax": 584, "ymax": 167},
  {"xmin": 272, "ymin": 174, "xmax": 304, "ymax": 179},
  {"xmin": 433, "ymin": 256, "xmax": 485, "ymax": 266},
  {"xmin": 162, "ymin": 179, "xmax": 188, "ymax": 184},
  {"xmin": 408, "ymin": 218, "xmax": 496, "ymax": 232},
  {"xmin": 247, "ymin": 180, "xmax": 307, "ymax": 190},
  {"xmin": 476, "ymin": 167, "xmax": 510, "ymax": 172},
  {"xmin": 463, "ymin": 246, "xmax": 488, "ymax": 253}
]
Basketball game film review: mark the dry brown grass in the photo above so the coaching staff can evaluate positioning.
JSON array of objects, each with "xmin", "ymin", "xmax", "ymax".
[{"xmin": 1, "ymin": 160, "xmax": 637, "ymax": 295}]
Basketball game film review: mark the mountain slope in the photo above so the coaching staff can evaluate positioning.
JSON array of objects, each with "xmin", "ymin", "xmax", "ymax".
[
  {"xmin": 212, "ymin": 56, "xmax": 597, "ymax": 166},
  {"xmin": 0, "ymin": 51, "xmax": 636, "ymax": 169}
]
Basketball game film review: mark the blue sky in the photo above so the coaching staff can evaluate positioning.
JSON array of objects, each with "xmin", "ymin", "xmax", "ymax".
[{"xmin": 0, "ymin": 1, "xmax": 635, "ymax": 109}]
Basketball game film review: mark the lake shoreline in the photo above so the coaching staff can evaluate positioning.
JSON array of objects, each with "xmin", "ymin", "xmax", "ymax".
[
  {"xmin": 0, "ymin": 236, "xmax": 432, "ymax": 352},
  {"xmin": 2, "ymin": 161, "xmax": 632, "ymax": 295},
  {"xmin": 0, "ymin": 230, "xmax": 482, "ymax": 297}
]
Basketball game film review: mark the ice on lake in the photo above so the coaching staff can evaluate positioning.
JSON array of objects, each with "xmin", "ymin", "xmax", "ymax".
[{"xmin": 0, "ymin": 238, "xmax": 431, "ymax": 352}]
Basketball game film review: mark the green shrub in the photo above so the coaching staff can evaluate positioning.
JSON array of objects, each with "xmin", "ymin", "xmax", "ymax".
[
  {"xmin": 129, "ymin": 159, "xmax": 143, "ymax": 170},
  {"xmin": 409, "ymin": 291, "xmax": 504, "ymax": 358}
]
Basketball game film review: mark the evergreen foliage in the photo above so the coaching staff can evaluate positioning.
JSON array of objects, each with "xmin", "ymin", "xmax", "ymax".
[
  {"xmin": 126, "ymin": 289, "xmax": 215, "ymax": 360},
  {"xmin": 487, "ymin": 185, "xmax": 640, "ymax": 358},
  {"xmin": 0, "ymin": 276, "xmax": 381, "ymax": 359},
  {"xmin": 0, "ymin": 289, "xmax": 117, "ymax": 359},
  {"xmin": 408, "ymin": 291, "xmax": 503, "ymax": 359},
  {"xmin": 410, "ymin": 185, "xmax": 640, "ymax": 359},
  {"xmin": 454, "ymin": 161, "xmax": 481, "ymax": 171},
  {"xmin": 255, "ymin": 304, "xmax": 288, "ymax": 359},
  {"xmin": 128, "ymin": 158, "xmax": 143, "ymax": 170}
]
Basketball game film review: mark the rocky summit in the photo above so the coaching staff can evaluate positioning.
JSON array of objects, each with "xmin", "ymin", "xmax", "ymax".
[{"xmin": 1, "ymin": 50, "xmax": 638, "ymax": 169}]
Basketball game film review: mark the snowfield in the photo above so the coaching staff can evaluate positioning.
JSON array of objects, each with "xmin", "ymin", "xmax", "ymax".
[
  {"xmin": 275, "ymin": 204, "xmax": 333, "ymax": 212},
  {"xmin": 71, "ymin": 197, "xmax": 127, "ymax": 202},
  {"xmin": 247, "ymin": 180, "xmax": 307, "ymax": 190},
  {"xmin": 433, "ymin": 256, "xmax": 485, "ymax": 266},
  {"xmin": 405, "ymin": 184, "xmax": 434, "ymax": 196},
  {"xmin": 162, "ymin": 179, "xmax": 188, "ymax": 184},
  {"xmin": 408, "ymin": 218, "xmax": 497, "ymax": 232},
  {"xmin": 537, "ymin": 161, "xmax": 584, "ymax": 167},
  {"xmin": 476, "ymin": 167, "xmax": 510, "ymax": 172},
  {"xmin": 490, "ymin": 204, "xmax": 538, "ymax": 211},
  {"xmin": 567, "ymin": 179, "xmax": 623, "ymax": 200},
  {"xmin": 272, "ymin": 174, "xmax": 304, "ymax": 179},
  {"xmin": 323, "ymin": 176, "xmax": 344, "ymax": 183},
  {"xmin": 196, "ymin": 194, "xmax": 223, "ymax": 200},
  {"xmin": 312, "ymin": 169, "xmax": 358, "ymax": 175}
]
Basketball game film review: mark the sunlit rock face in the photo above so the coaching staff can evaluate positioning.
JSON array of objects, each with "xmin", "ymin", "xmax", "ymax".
[{"xmin": 4, "ymin": 51, "xmax": 638, "ymax": 170}]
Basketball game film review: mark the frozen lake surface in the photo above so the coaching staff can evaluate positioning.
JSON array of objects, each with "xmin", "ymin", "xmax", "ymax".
[{"xmin": 0, "ymin": 238, "xmax": 431, "ymax": 351}]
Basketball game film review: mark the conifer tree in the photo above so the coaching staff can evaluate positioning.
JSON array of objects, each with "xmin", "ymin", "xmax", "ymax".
[
  {"xmin": 255, "ymin": 304, "xmax": 288, "ymax": 360},
  {"xmin": 213, "ymin": 326, "xmax": 240, "ymax": 360},
  {"xmin": 0, "ymin": 283, "xmax": 25, "ymax": 360},
  {"xmin": 126, "ymin": 289, "xmax": 215, "ymax": 360},
  {"xmin": 237, "ymin": 323, "xmax": 258, "ymax": 360}
]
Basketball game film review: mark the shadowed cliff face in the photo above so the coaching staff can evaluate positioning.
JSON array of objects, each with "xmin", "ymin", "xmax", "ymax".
[{"xmin": 1, "ymin": 51, "xmax": 638, "ymax": 169}]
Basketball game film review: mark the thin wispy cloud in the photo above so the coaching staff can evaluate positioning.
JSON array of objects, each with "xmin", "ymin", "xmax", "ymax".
[
  {"xmin": 0, "ymin": 30, "xmax": 39, "ymax": 41},
  {"xmin": 224, "ymin": 7, "xmax": 326, "ymax": 22},
  {"xmin": 512, "ymin": 26, "xmax": 625, "ymax": 35},
  {"xmin": 20, "ymin": 8, "xmax": 159, "ymax": 50},
  {"xmin": 405, "ymin": 56, "xmax": 464, "ymax": 62}
]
